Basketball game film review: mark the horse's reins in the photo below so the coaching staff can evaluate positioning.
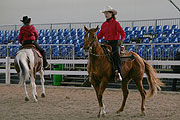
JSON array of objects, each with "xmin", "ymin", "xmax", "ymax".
[{"xmin": 88, "ymin": 37, "xmax": 118, "ymax": 57}]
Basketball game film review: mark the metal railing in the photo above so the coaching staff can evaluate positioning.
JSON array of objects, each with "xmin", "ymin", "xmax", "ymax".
[{"xmin": 0, "ymin": 18, "xmax": 180, "ymax": 33}]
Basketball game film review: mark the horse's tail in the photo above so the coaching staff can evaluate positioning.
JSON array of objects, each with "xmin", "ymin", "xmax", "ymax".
[
  {"xmin": 16, "ymin": 53, "xmax": 30, "ymax": 85},
  {"xmin": 143, "ymin": 59, "xmax": 164, "ymax": 98}
]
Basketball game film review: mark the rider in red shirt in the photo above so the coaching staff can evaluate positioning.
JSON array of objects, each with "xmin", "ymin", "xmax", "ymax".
[
  {"xmin": 97, "ymin": 6, "xmax": 126, "ymax": 81},
  {"xmin": 19, "ymin": 16, "xmax": 49, "ymax": 69}
]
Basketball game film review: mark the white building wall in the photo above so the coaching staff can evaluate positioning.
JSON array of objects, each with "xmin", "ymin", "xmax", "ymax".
[{"xmin": 0, "ymin": 0, "xmax": 180, "ymax": 25}]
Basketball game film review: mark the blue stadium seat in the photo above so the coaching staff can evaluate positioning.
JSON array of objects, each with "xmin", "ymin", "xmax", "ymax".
[
  {"xmin": 171, "ymin": 25, "xmax": 178, "ymax": 33},
  {"xmin": 39, "ymin": 29, "xmax": 44, "ymax": 34},
  {"xmin": 177, "ymin": 29, "xmax": 180, "ymax": 33},
  {"xmin": 63, "ymin": 29, "xmax": 70, "ymax": 36},
  {"xmin": 39, "ymin": 37, "xmax": 46, "ymax": 44},
  {"xmin": 124, "ymin": 27, "xmax": 131, "ymax": 35},
  {"xmin": 163, "ymin": 37, "xmax": 170, "ymax": 43},
  {"xmin": 65, "ymin": 36, "xmax": 72, "ymax": 44},
  {"xmin": 129, "ymin": 31, "xmax": 135, "ymax": 39},
  {"xmin": 75, "ymin": 43, "xmax": 80, "ymax": 52},
  {"xmin": 0, "ymin": 46, "xmax": 7, "ymax": 57},
  {"xmin": 163, "ymin": 25, "xmax": 169, "ymax": 34},
  {"xmin": 0, "ymin": 37, "xmax": 3, "ymax": 44},
  {"xmin": 45, "ymin": 36, "xmax": 52, "ymax": 41},
  {"xmin": 143, "ymin": 38, "xmax": 149, "ymax": 43},
  {"xmin": 53, "ymin": 46, "xmax": 60, "ymax": 57},
  {"xmin": 5, "ymin": 30, "xmax": 9, "ymax": 36},
  {"xmin": 148, "ymin": 26, "xmax": 155, "ymax": 34},
  {"xmin": 166, "ymin": 33, "xmax": 173, "ymax": 42},
  {"xmin": 60, "ymin": 47, "xmax": 67, "ymax": 57},
  {"xmin": 164, "ymin": 48, "xmax": 171, "ymax": 58},
  {"xmin": 0, "ymin": 31, "xmax": 3, "ymax": 38},
  {"xmin": 14, "ymin": 40, "xmax": 19, "ymax": 44},
  {"xmin": 14, "ymin": 46, "xmax": 19, "ymax": 55},
  {"xmin": 172, "ymin": 37, "xmax": 178, "ymax": 43},
  {"xmin": 8, "ymin": 46, "xmax": 14, "ymax": 57},
  {"xmin": 96, "ymin": 28, "xmax": 100, "ymax": 35},
  {"xmin": 152, "ymin": 38, "xmax": 159, "ymax": 43},
  {"xmin": 9, "ymin": 30, "xmax": 15, "ymax": 40},
  {"xmin": 137, "ymin": 47, "xmax": 144, "ymax": 58},
  {"xmin": 154, "ymin": 47, "xmax": 161, "ymax": 58},
  {"xmin": 132, "ymin": 26, "xmax": 139, "ymax": 34},
  {"xmin": 51, "ymin": 29, "xmax": 57, "ymax": 36},
  {"xmin": 0, "ymin": 30, "xmax": 3, "ymax": 34},
  {"xmin": 71, "ymin": 34, "xmax": 78, "ymax": 40},
  {"xmin": 128, "ymin": 45, "xmax": 136, "ymax": 52},
  {"xmin": 155, "ymin": 25, "xmax": 162, "ymax": 34},
  {"xmin": 3, "ymin": 36, "xmax": 9, "ymax": 44},
  {"xmin": 79, "ymin": 41, "xmax": 84, "ymax": 48},
  {"xmin": 136, "ymin": 31, "xmax": 143, "ymax": 39},
  {"xmin": 75, "ymin": 48, "xmax": 83, "ymax": 57},
  {"xmin": 124, "ymin": 35, "xmax": 130, "ymax": 43},
  {"xmin": 168, "ymin": 29, "xmax": 175, "ymax": 35},
  {"xmin": 78, "ymin": 34, "xmax": 84, "ymax": 40},
  {"xmin": 140, "ymin": 26, "xmax": 147, "ymax": 34},
  {"xmin": 45, "ymin": 29, "xmax": 50, "ymax": 36},
  {"xmin": 58, "ymin": 29, "xmax": 63, "ymax": 36},
  {"xmin": 70, "ymin": 28, "xmax": 76, "ymax": 36},
  {"xmin": 146, "ymin": 48, "xmax": 151, "ymax": 58},
  {"xmin": 77, "ymin": 28, "xmax": 83, "ymax": 36},
  {"xmin": 176, "ymin": 32, "xmax": 180, "ymax": 38},
  {"xmin": 15, "ymin": 30, "xmax": 20, "ymax": 40}
]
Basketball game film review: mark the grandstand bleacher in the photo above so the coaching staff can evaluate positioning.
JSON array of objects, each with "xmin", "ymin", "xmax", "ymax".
[
  {"xmin": 0, "ymin": 19, "xmax": 180, "ymax": 90},
  {"xmin": 0, "ymin": 23, "xmax": 180, "ymax": 61}
]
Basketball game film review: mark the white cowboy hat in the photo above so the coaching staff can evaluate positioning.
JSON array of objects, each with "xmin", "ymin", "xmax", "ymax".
[{"xmin": 101, "ymin": 6, "xmax": 117, "ymax": 15}]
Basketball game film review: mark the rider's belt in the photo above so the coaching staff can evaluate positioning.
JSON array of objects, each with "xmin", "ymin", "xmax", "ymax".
[
  {"xmin": 105, "ymin": 40, "xmax": 118, "ymax": 45},
  {"xmin": 22, "ymin": 40, "xmax": 35, "ymax": 45}
]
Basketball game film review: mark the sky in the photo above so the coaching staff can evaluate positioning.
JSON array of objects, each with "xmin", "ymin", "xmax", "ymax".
[{"xmin": 0, "ymin": 0, "xmax": 180, "ymax": 25}]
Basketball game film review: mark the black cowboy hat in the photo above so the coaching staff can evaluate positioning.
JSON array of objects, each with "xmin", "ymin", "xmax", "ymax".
[{"xmin": 20, "ymin": 16, "xmax": 31, "ymax": 23}]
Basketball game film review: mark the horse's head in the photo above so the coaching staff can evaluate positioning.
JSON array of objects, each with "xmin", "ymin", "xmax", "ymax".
[{"xmin": 83, "ymin": 26, "xmax": 99, "ymax": 52}]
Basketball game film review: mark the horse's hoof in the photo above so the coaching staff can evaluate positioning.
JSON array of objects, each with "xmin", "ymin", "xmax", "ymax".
[
  {"xmin": 141, "ymin": 111, "xmax": 146, "ymax": 116},
  {"xmin": 35, "ymin": 95, "xmax": 38, "ymax": 100},
  {"xmin": 25, "ymin": 97, "xmax": 29, "ymax": 101},
  {"xmin": 116, "ymin": 109, "xmax": 123, "ymax": 113},
  {"xmin": 101, "ymin": 114, "xmax": 106, "ymax": 118},
  {"xmin": 41, "ymin": 93, "xmax": 46, "ymax": 98}
]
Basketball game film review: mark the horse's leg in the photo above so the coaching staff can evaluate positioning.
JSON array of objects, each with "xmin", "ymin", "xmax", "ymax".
[
  {"xmin": 19, "ymin": 72, "xmax": 29, "ymax": 101},
  {"xmin": 134, "ymin": 78, "xmax": 146, "ymax": 115},
  {"xmin": 117, "ymin": 78, "xmax": 130, "ymax": 113},
  {"xmin": 24, "ymin": 82, "xmax": 29, "ymax": 101},
  {"xmin": 39, "ymin": 68, "xmax": 46, "ymax": 97},
  {"xmin": 97, "ymin": 80, "xmax": 107, "ymax": 118},
  {"xmin": 30, "ymin": 75, "xmax": 38, "ymax": 102},
  {"xmin": 91, "ymin": 80, "xmax": 101, "ymax": 117}
]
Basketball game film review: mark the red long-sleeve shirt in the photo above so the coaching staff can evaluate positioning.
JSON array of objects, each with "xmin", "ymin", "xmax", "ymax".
[
  {"xmin": 97, "ymin": 18, "xmax": 126, "ymax": 41},
  {"xmin": 18, "ymin": 25, "xmax": 39, "ymax": 44}
]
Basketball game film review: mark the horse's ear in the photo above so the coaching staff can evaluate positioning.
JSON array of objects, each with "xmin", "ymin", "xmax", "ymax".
[
  {"xmin": 84, "ymin": 26, "xmax": 88, "ymax": 32},
  {"xmin": 95, "ymin": 25, "xmax": 99, "ymax": 32}
]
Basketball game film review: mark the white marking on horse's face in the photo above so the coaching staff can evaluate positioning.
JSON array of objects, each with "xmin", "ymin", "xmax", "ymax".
[{"xmin": 87, "ymin": 33, "xmax": 90, "ymax": 41}]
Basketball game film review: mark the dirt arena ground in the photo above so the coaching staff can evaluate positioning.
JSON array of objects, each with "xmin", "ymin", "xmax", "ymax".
[{"xmin": 0, "ymin": 84, "xmax": 179, "ymax": 120}]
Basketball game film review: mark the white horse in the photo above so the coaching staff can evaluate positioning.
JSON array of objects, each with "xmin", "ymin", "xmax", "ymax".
[{"xmin": 14, "ymin": 46, "xmax": 46, "ymax": 102}]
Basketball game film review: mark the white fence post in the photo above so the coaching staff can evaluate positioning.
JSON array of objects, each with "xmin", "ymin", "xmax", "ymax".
[{"xmin": 5, "ymin": 57, "xmax": 10, "ymax": 84}]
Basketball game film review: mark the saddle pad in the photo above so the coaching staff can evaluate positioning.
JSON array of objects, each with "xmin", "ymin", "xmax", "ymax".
[
  {"xmin": 32, "ymin": 49, "xmax": 42, "ymax": 58},
  {"xmin": 120, "ymin": 50, "xmax": 135, "ymax": 62}
]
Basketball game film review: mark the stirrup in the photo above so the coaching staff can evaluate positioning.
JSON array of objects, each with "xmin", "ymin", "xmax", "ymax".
[
  {"xmin": 118, "ymin": 73, "xmax": 122, "ymax": 81},
  {"xmin": 44, "ymin": 64, "xmax": 50, "ymax": 69}
]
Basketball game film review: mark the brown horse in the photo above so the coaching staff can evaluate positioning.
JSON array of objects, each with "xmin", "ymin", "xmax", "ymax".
[
  {"xmin": 14, "ymin": 45, "xmax": 46, "ymax": 102},
  {"xmin": 83, "ymin": 26, "xmax": 164, "ymax": 117}
]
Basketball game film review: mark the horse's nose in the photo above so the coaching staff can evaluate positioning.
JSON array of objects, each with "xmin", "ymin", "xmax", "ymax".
[{"xmin": 83, "ymin": 46, "xmax": 89, "ymax": 52}]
